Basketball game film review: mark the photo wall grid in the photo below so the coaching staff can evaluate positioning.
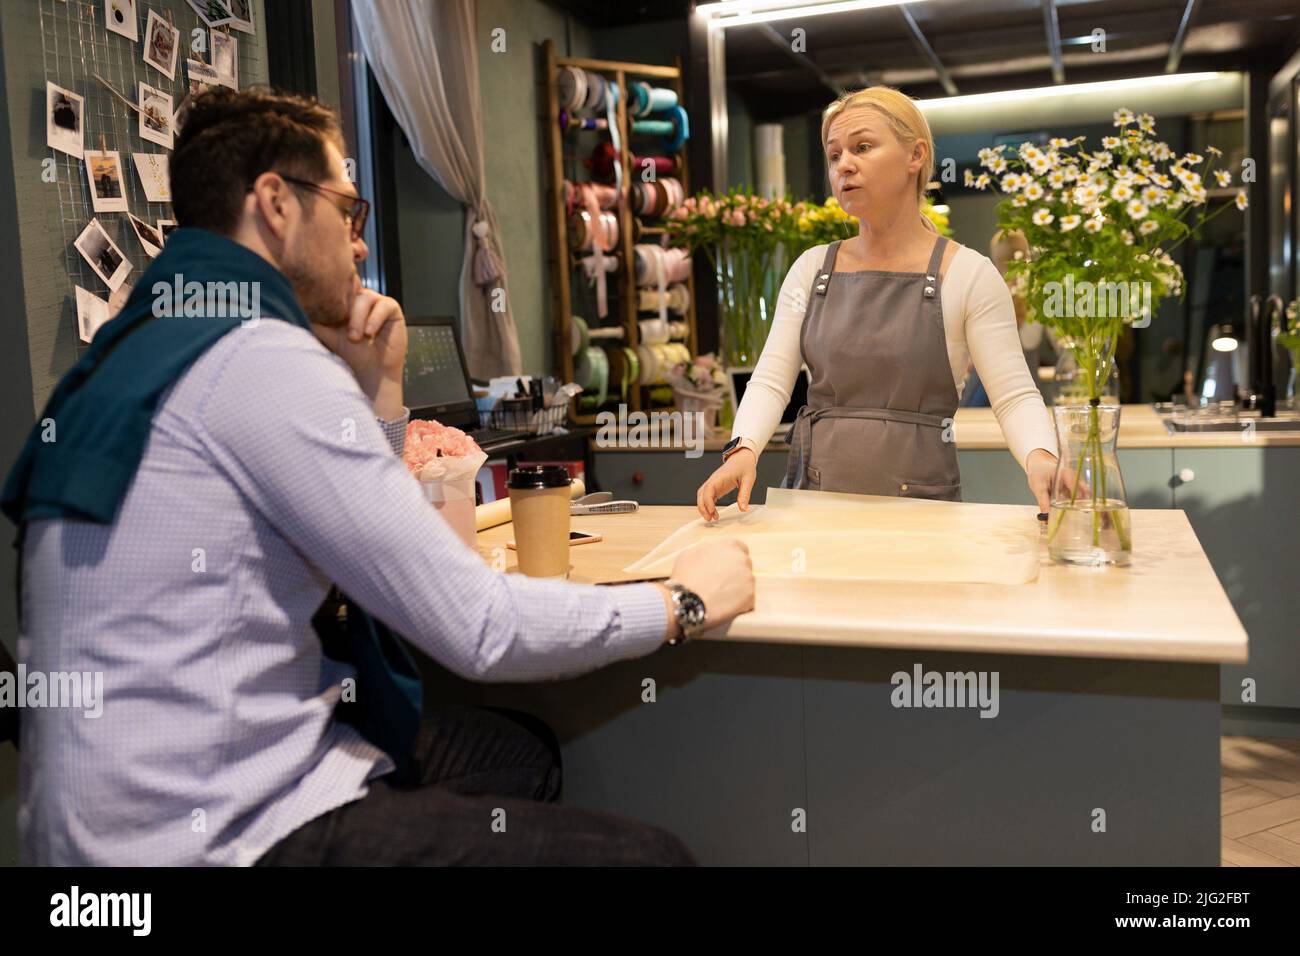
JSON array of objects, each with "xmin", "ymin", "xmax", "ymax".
[{"xmin": 36, "ymin": 0, "xmax": 264, "ymax": 353}]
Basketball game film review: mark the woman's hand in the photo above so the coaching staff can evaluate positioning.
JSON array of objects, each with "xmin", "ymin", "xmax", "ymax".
[
  {"xmin": 1026, "ymin": 448, "xmax": 1058, "ymax": 513},
  {"xmin": 696, "ymin": 448, "xmax": 757, "ymax": 522}
]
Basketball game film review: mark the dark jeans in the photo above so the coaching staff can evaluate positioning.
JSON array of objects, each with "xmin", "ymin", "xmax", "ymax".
[{"xmin": 256, "ymin": 705, "xmax": 695, "ymax": 866}]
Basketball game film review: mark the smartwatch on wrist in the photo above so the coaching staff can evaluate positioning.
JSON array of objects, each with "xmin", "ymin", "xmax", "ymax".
[
  {"xmin": 663, "ymin": 580, "xmax": 707, "ymax": 645},
  {"xmin": 721, "ymin": 437, "xmax": 742, "ymax": 461}
]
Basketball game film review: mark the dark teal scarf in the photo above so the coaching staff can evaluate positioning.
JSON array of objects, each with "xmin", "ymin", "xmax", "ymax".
[{"xmin": 2, "ymin": 228, "xmax": 421, "ymax": 778}]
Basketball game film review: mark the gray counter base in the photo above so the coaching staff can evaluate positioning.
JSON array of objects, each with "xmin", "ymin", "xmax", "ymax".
[{"xmin": 421, "ymin": 643, "xmax": 1221, "ymax": 866}]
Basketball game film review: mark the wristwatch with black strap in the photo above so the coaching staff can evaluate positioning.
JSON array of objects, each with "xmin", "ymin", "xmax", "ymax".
[
  {"xmin": 720, "ymin": 436, "xmax": 742, "ymax": 461},
  {"xmin": 663, "ymin": 579, "xmax": 707, "ymax": 645}
]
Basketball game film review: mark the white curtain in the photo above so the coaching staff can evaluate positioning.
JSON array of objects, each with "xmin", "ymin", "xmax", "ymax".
[{"xmin": 352, "ymin": 0, "xmax": 522, "ymax": 378}]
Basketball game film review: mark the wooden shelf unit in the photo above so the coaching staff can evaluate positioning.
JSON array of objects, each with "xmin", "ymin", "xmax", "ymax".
[{"xmin": 540, "ymin": 39, "xmax": 698, "ymax": 426}]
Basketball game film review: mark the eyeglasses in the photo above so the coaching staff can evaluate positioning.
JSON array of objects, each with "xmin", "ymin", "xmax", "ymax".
[{"xmin": 250, "ymin": 174, "xmax": 370, "ymax": 240}]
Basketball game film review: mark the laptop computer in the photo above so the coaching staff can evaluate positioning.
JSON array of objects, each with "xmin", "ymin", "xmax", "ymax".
[
  {"xmin": 726, "ymin": 365, "xmax": 810, "ymax": 439},
  {"xmin": 403, "ymin": 316, "xmax": 523, "ymax": 451}
]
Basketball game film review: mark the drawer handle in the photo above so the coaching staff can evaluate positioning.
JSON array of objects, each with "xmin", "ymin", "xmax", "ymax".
[
  {"xmin": 1178, "ymin": 467, "xmax": 1195, "ymax": 483},
  {"xmin": 632, "ymin": 470, "xmax": 644, "ymax": 486}
]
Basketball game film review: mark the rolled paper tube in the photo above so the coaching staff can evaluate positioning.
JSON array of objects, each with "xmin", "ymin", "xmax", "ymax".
[
  {"xmin": 475, "ymin": 477, "xmax": 587, "ymax": 533},
  {"xmin": 667, "ymin": 342, "xmax": 691, "ymax": 366},
  {"xmin": 587, "ymin": 325, "xmax": 625, "ymax": 341},
  {"xmin": 668, "ymin": 320, "xmax": 689, "ymax": 339}
]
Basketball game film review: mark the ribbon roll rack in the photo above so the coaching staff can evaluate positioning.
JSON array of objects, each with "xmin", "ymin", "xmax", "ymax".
[{"xmin": 541, "ymin": 40, "xmax": 698, "ymax": 426}]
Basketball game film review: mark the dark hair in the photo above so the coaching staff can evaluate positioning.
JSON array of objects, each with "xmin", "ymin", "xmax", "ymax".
[{"xmin": 170, "ymin": 86, "xmax": 345, "ymax": 235}]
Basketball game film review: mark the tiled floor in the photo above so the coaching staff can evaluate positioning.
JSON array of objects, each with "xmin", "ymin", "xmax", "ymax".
[{"xmin": 1221, "ymin": 735, "xmax": 1300, "ymax": 866}]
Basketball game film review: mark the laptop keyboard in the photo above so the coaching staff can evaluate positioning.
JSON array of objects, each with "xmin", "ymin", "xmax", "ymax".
[{"xmin": 470, "ymin": 427, "xmax": 523, "ymax": 448}]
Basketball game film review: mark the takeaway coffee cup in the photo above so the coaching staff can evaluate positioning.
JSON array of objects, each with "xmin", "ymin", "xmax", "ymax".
[{"xmin": 508, "ymin": 465, "xmax": 572, "ymax": 578}]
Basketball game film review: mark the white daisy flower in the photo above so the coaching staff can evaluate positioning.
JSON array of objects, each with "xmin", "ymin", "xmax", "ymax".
[
  {"xmin": 1113, "ymin": 107, "xmax": 1134, "ymax": 126},
  {"xmin": 1000, "ymin": 173, "xmax": 1023, "ymax": 192},
  {"xmin": 1032, "ymin": 208, "xmax": 1054, "ymax": 226},
  {"xmin": 1102, "ymin": 136, "xmax": 1121, "ymax": 149},
  {"xmin": 1023, "ymin": 181, "xmax": 1044, "ymax": 200},
  {"xmin": 1059, "ymin": 214, "xmax": 1081, "ymax": 232},
  {"xmin": 1152, "ymin": 173, "xmax": 1172, "ymax": 188},
  {"xmin": 1235, "ymin": 190, "xmax": 1248, "ymax": 210},
  {"xmin": 1141, "ymin": 185, "xmax": 1164, "ymax": 204},
  {"xmin": 974, "ymin": 173, "xmax": 990, "ymax": 189},
  {"xmin": 1048, "ymin": 170, "xmax": 1067, "ymax": 188},
  {"xmin": 1214, "ymin": 169, "xmax": 1232, "ymax": 187},
  {"xmin": 1139, "ymin": 219, "xmax": 1159, "ymax": 235},
  {"xmin": 1206, "ymin": 145, "xmax": 1222, "ymax": 157},
  {"xmin": 1152, "ymin": 142, "xmax": 1173, "ymax": 161},
  {"xmin": 1111, "ymin": 182, "xmax": 1134, "ymax": 201},
  {"xmin": 988, "ymin": 156, "xmax": 1007, "ymax": 173},
  {"xmin": 1031, "ymin": 155, "xmax": 1052, "ymax": 174},
  {"xmin": 1011, "ymin": 195, "xmax": 1027, "ymax": 206},
  {"xmin": 1050, "ymin": 137, "xmax": 1071, "ymax": 148},
  {"xmin": 1083, "ymin": 216, "xmax": 1104, "ymax": 233},
  {"xmin": 1126, "ymin": 199, "xmax": 1149, "ymax": 219},
  {"xmin": 1187, "ymin": 184, "xmax": 1207, "ymax": 203},
  {"xmin": 1137, "ymin": 113, "xmax": 1155, "ymax": 133},
  {"xmin": 1182, "ymin": 152, "xmax": 1203, "ymax": 166},
  {"xmin": 1113, "ymin": 164, "xmax": 1134, "ymax": 180},
  {"xmin": 1121, "ymin": 229, "xmax": 1134, "ymax": 244},
  {"xmin": 963, "ymin": 168, "xmax": 976, "ymax": 187}
]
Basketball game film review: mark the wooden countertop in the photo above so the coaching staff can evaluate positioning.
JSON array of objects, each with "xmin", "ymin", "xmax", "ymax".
[
  {"xmin": 592, "ymin": 404, "xmax": 1300, "ymax": 452},
  {"xmin": 476, "ymin": 502, "xmax": 1248, "ymax": 665}
]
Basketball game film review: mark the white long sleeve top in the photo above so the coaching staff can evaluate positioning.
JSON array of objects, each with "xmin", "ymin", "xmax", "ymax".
[{"xmin": 730, "ymin": 242, "xmax": 1058, "ymax": 471}]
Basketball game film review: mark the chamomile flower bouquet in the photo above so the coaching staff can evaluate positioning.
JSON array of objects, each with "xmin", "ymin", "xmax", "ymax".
[
  {"xmin": 969, "ymin": 107, "xmax": 1246, "ymax": 401},
  {"xmin": 968, "ymin": 108, "xmax": 1247, "ymax": 564}
]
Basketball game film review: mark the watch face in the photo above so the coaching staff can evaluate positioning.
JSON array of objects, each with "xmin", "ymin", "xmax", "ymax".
[{"xmin": 682, "ymin": 593, "xmax": 706, "ymax": 627}]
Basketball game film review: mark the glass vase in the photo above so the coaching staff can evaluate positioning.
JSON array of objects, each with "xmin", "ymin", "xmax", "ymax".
[
  {"xmin": 714, "ymin": 240, "xmax": 781, "ymax": 367},
  {"xmin": 1046, "ymin": 403, "xmax": 1132, "ymax": 567},
  {"xmin": 1053, "ymin": 338, "xmax": 1120, "ymax": 405}
]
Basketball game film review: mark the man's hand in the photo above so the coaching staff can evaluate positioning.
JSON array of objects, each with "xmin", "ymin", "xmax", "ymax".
[{"xmin": 314, "ymin": 277, "xmax": 407, "ymax": 419}]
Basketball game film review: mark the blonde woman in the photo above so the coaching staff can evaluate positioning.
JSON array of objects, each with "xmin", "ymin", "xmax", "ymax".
[{"xmin": 697, "ymin": 87, "xmax": 1059, "ymax": 520}]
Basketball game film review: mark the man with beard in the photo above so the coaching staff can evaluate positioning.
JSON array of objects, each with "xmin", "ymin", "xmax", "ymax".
[{"xmin": 5, "ymin": 88, "xmax": 753, "ymax": 866}]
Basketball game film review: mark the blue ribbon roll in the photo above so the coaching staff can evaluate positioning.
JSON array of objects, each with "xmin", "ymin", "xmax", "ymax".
[{"xmin": 629, "ymin": 81, "xmax": 679, "ymax": 118}]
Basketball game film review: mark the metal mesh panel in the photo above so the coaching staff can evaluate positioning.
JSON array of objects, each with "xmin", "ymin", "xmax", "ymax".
[{"xmin": 36, "ymin": 0, "xmax": 264, "ymax": 352}]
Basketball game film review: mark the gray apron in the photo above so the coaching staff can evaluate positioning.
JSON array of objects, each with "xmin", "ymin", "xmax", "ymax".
[{"xmin": 780, "ymin": 236, "xmax": 962, "ymax": 501}]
